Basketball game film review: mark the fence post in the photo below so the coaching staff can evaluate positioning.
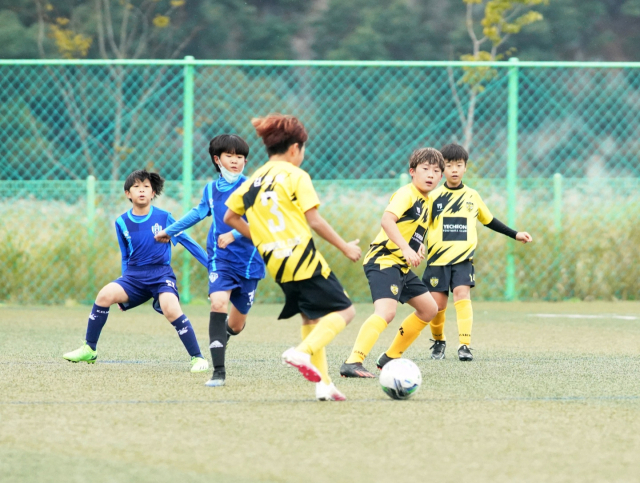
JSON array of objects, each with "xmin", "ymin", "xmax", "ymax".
[
  {"xmin": 86, "ymin": 175, "xmax": 96, "ymax": 299},
  {"xmin": 399, "ymin": 172, "xmax": 410, "ymax": 189},
  {"xmin": 553, "ymin": 173, "xmax": 563, "ymax": 232},
  {"xmin": 181, "ymin": 55, "xmax": 195, "ymax": 303},
  {"xmin": 505, "ymin": 57, "xmax": 519, "ymax": 301}
]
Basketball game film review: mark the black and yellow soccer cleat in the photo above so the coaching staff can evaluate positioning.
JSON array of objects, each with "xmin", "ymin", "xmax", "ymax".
[
  {"xmin": 458, "ymin": 344, "xmax": 473, "ymax": 361},
  {"xmin": 339, "ymin": 362, "xmax": 376, "ymax": 378},
  {"xmin": 430, "ymin": 340, "xmax": 447, "ymax": 360},
  {"xmin": 375, "ymin": 352, "xmax": 396, "ymax": 370}
]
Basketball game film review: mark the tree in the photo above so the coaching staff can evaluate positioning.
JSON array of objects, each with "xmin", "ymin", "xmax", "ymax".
[
  {"xmin": 34, "ymin": 0, "xmax": 200, "ymax": 179},
  {"xmin": 450, "ymin": 0, "xmax": 547, "ymax": 150}
]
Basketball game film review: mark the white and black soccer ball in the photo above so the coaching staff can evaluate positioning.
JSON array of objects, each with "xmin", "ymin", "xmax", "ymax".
[{"xmin": 379, "ymin": 359, "xmax": 422, "ymax": 400}]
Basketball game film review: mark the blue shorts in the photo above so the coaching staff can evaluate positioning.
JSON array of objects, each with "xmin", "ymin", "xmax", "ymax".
[
  {"xmin": 208, "ymin": 264, "xmax": 259, "ymax": 315},
  {"xmin": 115, "ymin": 264, "xmax": 179, "ymax": 315}
]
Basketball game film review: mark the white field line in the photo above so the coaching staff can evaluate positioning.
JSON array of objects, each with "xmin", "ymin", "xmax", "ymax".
[{"xmin": 528, "ymin": 314, "xmax": 638, "ymax": 321}]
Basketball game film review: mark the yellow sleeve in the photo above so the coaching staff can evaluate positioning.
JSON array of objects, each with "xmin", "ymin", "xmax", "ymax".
[
  {"xmin": 385, "ymin": 187, "xmax": 412, "ymax": 219},
  {"xmin": 476, "ymin": 192, "xmax": 493, "ymax": 225},
  {"xmin": 295, "ymin": 171, "xmax": 320, "ymax": 213},
  {"xmin": 225, "ymin": 179, "xmax": 249, "ymax": 216}
]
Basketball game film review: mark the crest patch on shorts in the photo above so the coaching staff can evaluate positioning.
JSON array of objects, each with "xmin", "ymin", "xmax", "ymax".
[
  {"xmin": 430, "ymin": 277, "xmax": 439, "ymax": 287},
  {"xmin": 390, "ymin": 284, "xmax": 399, "ymax": 296}
]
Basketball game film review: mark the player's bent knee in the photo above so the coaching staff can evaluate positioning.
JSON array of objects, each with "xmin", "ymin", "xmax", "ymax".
[
  {"xmin": 210, "ymin": 300, "xmax": 228, "ymax": 313},
  {"xmin": 419, "ymin": 305, "xmax": 438, "ymax": 323},
  {"xmin": 95, "ymin": 287, "xmax": 116, "ymax": 307},
  {"xmin": 376, "ymin": 309, "xmax": 396, "ymax": 324}
]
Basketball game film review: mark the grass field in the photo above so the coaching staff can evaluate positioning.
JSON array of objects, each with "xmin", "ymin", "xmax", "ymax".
[{"xmin": 1, "ymin": 301, "xmax": 640, "ymax": 483}]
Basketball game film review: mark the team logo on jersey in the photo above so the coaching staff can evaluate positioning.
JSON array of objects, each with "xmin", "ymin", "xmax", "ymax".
[
  {"xmin": 466, "ymin": 201, "xmax": 474, "ymax": 212},
  {"xmin": 416, "ymin": 206, "xmax": 421, "ymax": 214},
  {"xmin": 151, "ymin": 223, "xmax": 162, "ymax": 235},
  {"xmin": 390, "ymin": 284, "xmax": 399, "ymax": 296},
  {"xmin": 430, "ymin": 277, "xmax": 439, "ymax": 287}
]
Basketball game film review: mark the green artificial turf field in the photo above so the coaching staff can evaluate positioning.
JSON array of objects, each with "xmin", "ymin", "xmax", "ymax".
[{"xmin": 1, "ymin": 302, "xmax": 639, "ymax": 482}]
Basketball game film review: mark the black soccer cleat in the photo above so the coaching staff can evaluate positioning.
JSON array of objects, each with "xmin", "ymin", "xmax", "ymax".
[
  {"xmin": 339, "ymin": 361, "xmax": 376, "ymax": 378},
  {"xmin": 430, "ymin": 339, "xmax": 447, "ymax": 360},
  {"xmin": 205, "ymin": 368, "xmax": 226, "ymax": 387},
  {"xmin": 376, "ymin": 352, "xmax": 396, "ymax": 370},
  {"xmin": 458, "ymin": 344, "xmax": 473, "ymax": 361}
]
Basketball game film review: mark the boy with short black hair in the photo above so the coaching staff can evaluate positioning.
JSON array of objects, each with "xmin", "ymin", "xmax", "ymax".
[
  {"xmin": 378, "ymin": 143, "xmax": 532, "ymax": 364},
  {"xmin": 155, "ymin": 134, "xmax": 265, "ymax": 388},
  {"xmin": 63, "ymin": 170, "xmax": 210, "ymax": 372},
  {"xmin": 340, "ymin": 147, "xmax": 444, "ymax": 378}
]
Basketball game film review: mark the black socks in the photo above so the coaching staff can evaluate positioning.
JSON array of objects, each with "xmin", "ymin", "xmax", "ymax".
[{"xmin": 209, "ymin": 312, "xmax": 228, "ymax": 371}]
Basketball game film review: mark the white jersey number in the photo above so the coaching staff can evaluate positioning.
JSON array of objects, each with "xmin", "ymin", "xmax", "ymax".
[{"xmin": 261, "ymin": 191, "xmax": 286, "ymax": 233}]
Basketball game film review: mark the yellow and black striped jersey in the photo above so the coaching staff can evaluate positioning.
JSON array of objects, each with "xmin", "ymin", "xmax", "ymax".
[
  {"xmin": 225, "ymin": 160, "xmax": 331, "ymax": 284},
  {"xmin": 364, "ymin": 183, "xmax": 430, "ymax": 273},
  {"xmin": 427, "ymin": 183, "xmax": 493, "ymax": 266}
]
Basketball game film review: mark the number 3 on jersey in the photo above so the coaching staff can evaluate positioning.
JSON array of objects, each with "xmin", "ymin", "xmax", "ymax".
[{"xmin": 261, "ymin": 191, "xmax": 286, "ymax": 233}]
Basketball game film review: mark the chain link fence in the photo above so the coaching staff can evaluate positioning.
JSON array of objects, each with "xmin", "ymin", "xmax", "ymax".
[{"xmin": 1, "ymin": 59, "xmax": 639, "ymax": 305}]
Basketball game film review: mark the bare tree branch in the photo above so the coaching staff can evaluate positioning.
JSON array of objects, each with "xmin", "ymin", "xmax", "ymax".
[
  {"xmin": 102, "ymin": 0, "xmax": 122, "ymax": 58},
  {"xmin": 466, "ymin": 3, "xmax": 479, "ymax": 45},
  {"xmin": 447, "ymin": 66, "xmax": 467, "ymax": 128},
  {"xmin": 132, "ymin": 6, "xmax": 149, "ymax": 59},
  {"xmin": 35, "ymin": 0, "xmax": 47, "ymax": 58},
  {"xmin": 119, "ymin": 0, "xmax": 131, "ymax": 58}
]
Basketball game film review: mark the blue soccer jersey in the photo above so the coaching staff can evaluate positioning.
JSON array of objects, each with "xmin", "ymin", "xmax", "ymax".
[
  {"xmin": 115, "ymin": 206, "xmax": 208, "ymax": 274},
  {"xmin": 164, "ymin": 176, "xmax": 265, "ymax": 280}
]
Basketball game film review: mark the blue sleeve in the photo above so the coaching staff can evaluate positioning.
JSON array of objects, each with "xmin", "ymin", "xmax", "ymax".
[
  {"xmin": 164, "ymin": 185, "xmax": 211, "ymax": 237},
  {"xmin": 115, "ymin": 220, "xmax": 129, "ymax": 275},
  {"xmin": 167, "ymin": 213, "xmax": 209, "ymax": 269},
  {"xmin": 231, "ymin": 229, "xmax": 242, "ymax": 240}
]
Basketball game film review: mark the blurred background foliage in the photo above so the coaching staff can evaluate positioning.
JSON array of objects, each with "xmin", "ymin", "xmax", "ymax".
[{"xmin": 1, "ymin": 0, "xmax": 640, "ymax": 62}]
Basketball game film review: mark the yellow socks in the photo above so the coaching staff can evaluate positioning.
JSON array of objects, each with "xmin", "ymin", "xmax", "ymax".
[
  {"xmin": 301, "ymin": 324, "xmax": 330, "ymax": 384},
  {"xmin": 430, "ymin": 309, "xmax": 447, "ymax": 341},
  {"xmin": 455, "ymin": 299, "xmax": 473, "ymax": 346},
  {"xmin": 386, "ymin": 312, "xmax": 429, "ymax": 359},
  {"xmin": 345, "ymin": 314, "xmax": 387, "ymax": 364},
  {"xmin": 296, "ymin": 312, "xmax": 346, "ymax": 357}
]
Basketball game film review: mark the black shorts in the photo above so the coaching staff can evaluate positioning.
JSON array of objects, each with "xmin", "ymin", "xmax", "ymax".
[
  {"xmin": 277, "ymin": 271, "xmax": 352, "ymax": 320},
  {"xmin": 422, "ymin": 259, "xmax": 475, "ymax": 293},
  {"xmin": 364, "ymin": 264, "xmax": 429, "ymax": 304}
]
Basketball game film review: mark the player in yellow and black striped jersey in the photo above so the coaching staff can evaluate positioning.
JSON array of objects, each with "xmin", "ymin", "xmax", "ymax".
[
  {"xmin": 379, "ymin": 143, "xmax": 532, "ymax": 365},
  {"xmin": 340, "ymin": 148, "xmax": 443, "ymax": 378},
  {"xmin": 225, "ymin": 114, "xmax": 361, "ymax": 401}
]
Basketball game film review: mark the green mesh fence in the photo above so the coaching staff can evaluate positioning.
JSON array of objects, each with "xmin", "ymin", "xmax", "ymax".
[{"xmin": 1, "ymin": 59, "xmax": 639, "ymax": 305}]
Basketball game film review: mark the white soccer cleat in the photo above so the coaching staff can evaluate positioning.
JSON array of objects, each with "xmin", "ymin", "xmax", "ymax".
[
  {"xmin": 281, "ymin": 347, "xmax": 322, "ymax": 383},
  {"xmin": 190, "ymin": 356, "xmax": 210, "ymax": 373},
  {"xmin": 316, "ymin": 381, "xmax": 346, "ymax": 401}
]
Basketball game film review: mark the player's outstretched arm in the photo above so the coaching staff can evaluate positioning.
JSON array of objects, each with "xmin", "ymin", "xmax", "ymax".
[
  {"xmin": 483, "ymin": 217, "xmax": 532, "ymax": 243},
  {"xmin": 224, "ymin": 209, "xmax": 252, "ymax": 240},
  {"xmin": 155, "ymin": 187, "xmax": 211, "ymax": 243},
  {"xmin": 164, "ymin": 214, "xmax": 208, "ymax": 268},
  {"xmin": 174, "ymin": 232, "xmax": 208, "ymax": 268},
  {"xmin": 305, "ymin": 208, "xmax": 361, "ymax": 262},
  {"xmin": 380, "ymin": 211, "xmax": 422, "ymax": 267}
]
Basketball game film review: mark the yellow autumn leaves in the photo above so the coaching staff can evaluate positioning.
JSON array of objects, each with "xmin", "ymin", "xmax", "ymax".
[{"xmin": 49, "ymin": 17, "xmax": 92, "ymax": 59}]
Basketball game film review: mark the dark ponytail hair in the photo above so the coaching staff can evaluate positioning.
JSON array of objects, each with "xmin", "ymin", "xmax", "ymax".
[{"xmin": 124, "ymin": 169, "xmax": 165, "ymax": 201}]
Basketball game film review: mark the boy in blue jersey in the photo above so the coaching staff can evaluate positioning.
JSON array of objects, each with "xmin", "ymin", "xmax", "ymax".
[
  {"xmin": 155, "ymin": 135, "xmax": 265, "ymax": 387},
  {"xmin": 63, "ymin": 170, "xmax": 210, "ymax": 373}
]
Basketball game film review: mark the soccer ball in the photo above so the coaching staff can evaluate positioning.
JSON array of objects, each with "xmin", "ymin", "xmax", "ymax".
[{"xmin": 379, "ymin": 359, "xmax": 422, "ymax": 400}]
